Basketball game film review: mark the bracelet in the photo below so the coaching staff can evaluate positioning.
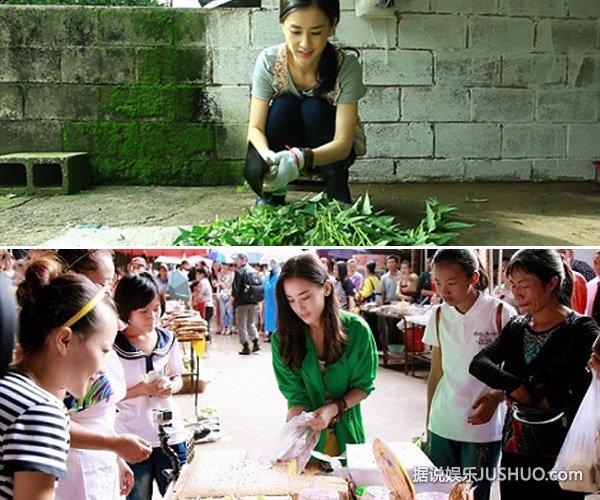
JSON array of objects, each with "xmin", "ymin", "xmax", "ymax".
[
  {"xmin": 300, "ymin": 147, "xmax": 316, "ymax": 175},
  {"xmin": 328, "ymin": 398, "xmax": 348, "ymax": 428}
]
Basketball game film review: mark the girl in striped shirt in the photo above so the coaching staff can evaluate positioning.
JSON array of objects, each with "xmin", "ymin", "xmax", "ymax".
[{"xmin": 0, "ymin": 254, "xmax": 118, "ymax": 500}]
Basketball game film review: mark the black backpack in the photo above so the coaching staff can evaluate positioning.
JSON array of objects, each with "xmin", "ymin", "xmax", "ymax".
[{"xmin": 242, "ymin": 269, "xmax": 264, "ymax": 303}]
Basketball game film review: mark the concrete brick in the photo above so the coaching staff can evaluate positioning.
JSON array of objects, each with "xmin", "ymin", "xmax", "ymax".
[
  {"xmin": 470, "ymin": 17, "xmax": 534, "ymax": 52},
  {"xmin": 536, "ymin": 19, "xmax": 598, "ymax": 53},
  {"xmin": 394, "ymin": 0, "xmax": 431, "ymax": 13},
  {"xmin": 0, "ymin": 9, "xmax": 24, "ymax": 46},
  {"xmin": 532, "ymin": 159, "xmax": 596, "ymax": 181},
  {"xmin": 363, "ymin": 50, "xmax": 432, "ymax": 85},
  {"xmin": 430, "ymin": 0, "xmax": 497, "ymax": 14},
  {"xmin": 465, "ymin": 160, "xmax": 532, "ymax": 181},
  {"xmin": 0, "ymin": 152, "xmax": 92, "ymax": 194},
  {"xmin": 349, "ymin": 158, "xmax": 395, "ymax": 183},
  {"xmin": 435, "ymin": 52, "xmax": 501, "ymax": 86},
  {"xmin": 569, "ymin": 56, "xmax": 600, "ymax": 88},
  {"xmin": 24, "ymin": 84, "xmax": 101, "ymax": 121},
  {"xmin": 215, "ymin": 122, "xmax": 247, "ymax": 159},
  {"xmin": 206, "ymin": 9, "xmax": 249, "ymax": 47},
  {"xmin": 61, "ymin": 8, "xmax": 99, "ymax": 47},
  {"xmin": 250, "ymin": 10, "xmax": 282, "ymax": 47},
  {"xmin": 137, "ymin": 47, "xmax": 209, "ymax": 84},
  {"xmin": 205, "ymin": 86, "xmax": 250, "ymax": 123},
  {"xmin": 365, "ymin": 123, "xmax": 433, "ymax": 157},
  {"xmin": 499, "ymin": 0, "xmax": 566, "ymax": 17},
  {"xmin": 0, "ymin": 85, "xmax": 23, "ymax": 120},
  {"xmin": 359, "ymin": 87, "xmax": 400, "ymax": 122},
  {"xmin": 537, "ymin": 90, "xmax": 598, "ymax": 122},
  {"xmin": 401, "ymin": 86, "xmax": 469, "ymax": 122},
  {"xmin": 0, "ymin": 121, "xmax": 62, "ymax": 155},
  {"xmin": 568, "ymin": 124, "xmax": 600, "ymax": 157},
  {"xmin": 173, "ymin": 9, "xmax": 208, "ymax": 47},
  {"xmin": 398, "ymin": 14, "xmax": 466, "ymax": 50},
  {"xmin": 502, "ymin": 55, "xmax": 567, "ymax": 87},
  {"xmin": 0, "ymin": 47, "xmax": 60, "ymax": 83},
  {"xmin": 0, "ymin": 8, "xmax": 95, "ymax": 47},
  {"xmin": 436, "ymin": 123, "xmax": 501, "ymax": 158},
  {"xmin": 98, "ymin": 8, "xmax": 174, "ymax": 46},
  {"xmin": 213, "ymin": 47, "xmax": 261, "ymax": 85},
  {"xmin": 1, "ymin": 8, "xmax": 63, "ymax": 47},
  {"xmin": 395, "ymin": 159, "xmax": 464, "ymax": 181},
  {"xmin": 62, "ymin": 47, "xmax": 135, "ymax": 85},
  {"xmin": 472, "ymin": 88, "xmax": 535, "ymax": 122},
  {"xmin": 261, "ymin": 0, "xmax": 278, "ymax": 8},
  {"xmin": 335, "ymin": 12, "xmax": 396, "ymax": 48},
  {"xmin": 502, "ymin": 124, "xmax": 566, "ymax": 158},
  {"xmin": 568, "ymin": 0, "xmax": 600, "ymax": 18}
]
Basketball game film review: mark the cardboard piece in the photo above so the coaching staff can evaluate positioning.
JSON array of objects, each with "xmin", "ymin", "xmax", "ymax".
[
  {"xmin": 346, "ymin": 442, "xmax": 454, "ymax": 495},
  {"xmin": 169, "ymin": 450, "xmax": 348, "ymax": 500}
]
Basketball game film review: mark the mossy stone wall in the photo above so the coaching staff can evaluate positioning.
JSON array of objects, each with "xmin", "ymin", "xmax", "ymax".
[{"xmin": 0, "ymin": 6, "xmax": 243, "ymax": 186}]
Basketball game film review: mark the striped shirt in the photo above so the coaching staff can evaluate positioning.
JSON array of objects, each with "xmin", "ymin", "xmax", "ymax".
[{"xmin": 0, "ymin": 369, "xmax": 69, "ymax": 499}]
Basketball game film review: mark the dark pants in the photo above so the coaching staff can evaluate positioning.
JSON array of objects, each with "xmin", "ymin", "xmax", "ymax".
[
  {"xmin": 500, "ymin": 452, "xmax": 585, "ymax": 500},
  {"xmin": 265, "ymin": 93, "xmax": 354, "ymax": 203},
  {"xmin": 127, "ymin": 442, "xmax": 188, "ymax": 499},
  {"xmin": 429, "ymin": 432, "xmax": 501, "ymax": 500}
]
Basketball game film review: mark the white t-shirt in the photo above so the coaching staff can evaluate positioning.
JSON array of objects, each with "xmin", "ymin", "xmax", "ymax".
[
  {"xmin": 56, "ymin": 350, "xmax": 127, "ymax": 500},
  {"xmin": 195, "ymin": 277, "xmax": 214, "ymax": 308},
  {"xmin": 585, "ymin": 276, "xmax": 599, "ymax": 316},
  {"xmin": 423, "ymin": 293, "xmax": 516, "ymax": 443},
  {"xmin": 114, "ymin": 328, "xmax": 187, "ymax": 447}
]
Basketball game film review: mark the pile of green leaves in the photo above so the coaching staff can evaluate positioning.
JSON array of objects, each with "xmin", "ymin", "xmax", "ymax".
[{"xmin": 174, "ymin": 193, "xmax": 472, "ymax": 246}]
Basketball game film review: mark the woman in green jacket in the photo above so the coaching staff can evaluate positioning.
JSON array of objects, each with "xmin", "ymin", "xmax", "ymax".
[{"xmin": 272, "ymin": 253, "xmax": 378, "ymax": 456}]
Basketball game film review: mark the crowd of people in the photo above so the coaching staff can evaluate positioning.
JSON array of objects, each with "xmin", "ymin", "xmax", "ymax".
[{"xmin": 0, "ymin": 248, "xmax": 599, "ymax": 500}]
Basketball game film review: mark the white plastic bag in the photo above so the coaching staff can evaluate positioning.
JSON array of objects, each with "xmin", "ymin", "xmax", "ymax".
[
  {"xmin": 552, "ymin": 376, "xmax": 600, "ymax": 493},
  {"xmin": 259, "ymin": 412, "xmax": 320, "ymax": 473},
  {"xmin": 356, "ymin": 0, "xmax": 396, "ymax": 18}
]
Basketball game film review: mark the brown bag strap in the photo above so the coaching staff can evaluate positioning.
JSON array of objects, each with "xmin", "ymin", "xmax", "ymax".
[
  {"xmin": 435, "ymin": 306, "xmax": 442, "ymax": 346},
  {"xmin": 496, "ymin": 302, "xmax": 504, "ymax": 333}
]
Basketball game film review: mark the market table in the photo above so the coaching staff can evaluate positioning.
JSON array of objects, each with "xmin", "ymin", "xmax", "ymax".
[
  {"xmin": 402, "ymin": 312, "xmax": 433, "ymax": 377},
  {"xmin": 361, "ymin": 303, "xmax": 432, "ymax": 374},
  {"xmin": 164, "ymin": 449, "xmax": 349, "ymax": 500}
]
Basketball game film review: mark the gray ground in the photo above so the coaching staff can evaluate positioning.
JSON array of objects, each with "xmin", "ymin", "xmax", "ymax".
[{"xmin": 0, "ymin": 182, "xmax": 598, "ymax": 246}]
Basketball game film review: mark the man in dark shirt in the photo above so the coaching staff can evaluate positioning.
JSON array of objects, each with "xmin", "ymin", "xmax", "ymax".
[{"xmin": 232, "ymin": 253, "xmax": 261, "ymax": 355}]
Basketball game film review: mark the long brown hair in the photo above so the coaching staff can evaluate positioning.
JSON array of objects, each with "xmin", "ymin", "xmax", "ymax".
[{"xmin": 276, "ymin": 253, "xmax": 347, "ymax": 372}]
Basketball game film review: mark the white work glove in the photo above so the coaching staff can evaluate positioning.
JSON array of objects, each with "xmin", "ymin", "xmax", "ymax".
[
  {"xmin": 262, "ymin": 148, "xmax": 304, "ymax": 193},
  {"xmin": 259, "ymin": 149, "xmax": 278, "ymax": 166}
]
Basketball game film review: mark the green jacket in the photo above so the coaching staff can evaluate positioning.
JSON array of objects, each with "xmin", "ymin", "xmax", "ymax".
[{"xmin": 271, "ymin": 311, "xmax": 378, "ymax": 454}]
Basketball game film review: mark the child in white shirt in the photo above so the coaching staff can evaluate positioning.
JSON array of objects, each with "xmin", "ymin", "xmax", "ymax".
[
  {"xmin": 424, "ymin": 249, "xmax": 516, "ymax": 500},
  {"xmin": 113, "ymin": 272, "xmax": 188, "ymax": 500}
]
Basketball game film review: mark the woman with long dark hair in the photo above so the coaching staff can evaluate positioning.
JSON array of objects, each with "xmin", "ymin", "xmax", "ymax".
[
  {"xmin": 271, "ymin": 253, "xmax": 377, "ymax": 457},
  {"xmin": 247, "ymin": 0, "xmax": 366, "ymax": 205},
  {"xmin": 470, "ymin": 249, "xmax": 599, "ymax": 499},
  {"xmin": 332, "ymin": 260, "xmax": 355, "ymax": 312}
]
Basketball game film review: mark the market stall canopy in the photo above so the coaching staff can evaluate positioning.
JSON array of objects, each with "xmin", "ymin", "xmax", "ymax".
[
  {"xmin": 207, "ymin": 248, "xmax": 264, "ymax": 264},
  {"xmin": 115, "ymin": 249, "xmax": 209, "ymax": 258}
]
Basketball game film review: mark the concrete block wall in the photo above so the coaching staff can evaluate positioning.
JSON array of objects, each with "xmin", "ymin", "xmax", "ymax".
[{"xmin": 0, "ymin": 2, "xmax": 598, "ymax": 185}]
